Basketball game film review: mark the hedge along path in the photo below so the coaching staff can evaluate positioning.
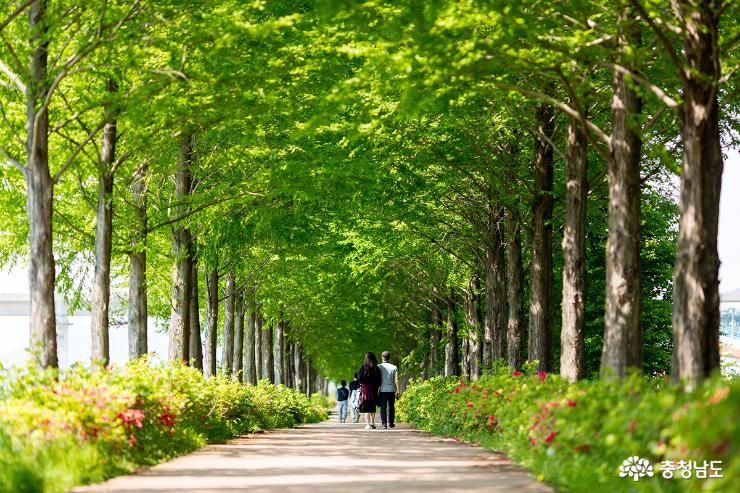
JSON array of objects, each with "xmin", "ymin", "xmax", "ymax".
[{"xmin": 72, "ymin": 419, "xmax": 553, "ymax": 493}]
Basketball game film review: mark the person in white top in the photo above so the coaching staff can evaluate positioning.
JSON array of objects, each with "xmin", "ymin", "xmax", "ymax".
[{"xmin": 378, "ymin": 351, "xmax": 400, "ymax": 429}]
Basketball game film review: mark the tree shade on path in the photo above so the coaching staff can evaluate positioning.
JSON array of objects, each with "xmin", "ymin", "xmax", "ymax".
[{"xmin": 71, "ymin": 419, "xmax": 552, "ymax": 493}]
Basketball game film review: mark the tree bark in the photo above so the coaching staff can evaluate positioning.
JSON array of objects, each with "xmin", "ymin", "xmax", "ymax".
[
  {"xmin": 221, "ymin": 270, "xmax": 235, "ymax": 375},
  {"xmin": 560, "ymin": 113, "xmax": 588, "ymax": 381},
  {"xmin": 484, "ymin": 203, "xmax": 507, "ymax": 364},
  {"xmin": 128, "ymin": 161, "xmax": 148, "ymax": 359},
  {"xmin": 91, "ymin": 79, "xmax": 117, "ymax": 365},
  {"xmin": 255, "ymin": 310, "xmax": 263, "ymax": 380},
  {"xmin": 168, "ymin": 135, "xmax": 193, "ymax": 362},
  {"xmin": 232, "ymin": 292, "xmax": 244, "ymax": 377},
  {"xmin": 203, "ymin": 268, "xmax": 218, "ymax": 377},
  {"xmin": 25, "ymin": 0, "xmax": 57, "ymax": 369},
  {"xmin": 444, "ymin": 295, "xmax": 459, "ymax": 377},
  {"xmin": 429, "ymin": 303, "xmax": 443, "ymax": 377},
  {"xmin": 293, "ymin": 341, "xmax": 303, "ymax": 391},
  {"xmin": 282, "ymin": 322, "xmax": 292, "ymax": 387},
  {"xmin": 528, "ymin": 104, "xmax": 555, "ymax": 372},
  {"xmin": 245, "ymin": 301, "xmax": 257, "ymax": 384},
  {"xmin": 463, "ymin": 275, "xmax": 483, "ymax": 379},
  {"xmin": 189, "ymin": 260, "xmax": 203, "ymax": 370},
  {"xmin": 263, "ymin": 322, "xmax": 275, "ymax": 383},
  {"xmin": 274, "ymin": 319, "xmax": 285, "ymax": 384},
  {"xmin": 505, "ymin": 210, "xmax": 525, "ymax": 370},
  {"xmin": 602, "ymin": 13, "xmax": 643, "ymax": 379},
  {"xmin": 671, "ymin": 0, "xmax": 723, "ymax": 389}
]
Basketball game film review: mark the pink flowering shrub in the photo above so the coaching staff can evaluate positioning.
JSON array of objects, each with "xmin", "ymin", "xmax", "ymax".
[
  {"xmin": 398, "ymin": 363, "xmax": 738, "ymax": 492},
  {"xmin": 0, "ymin": 356, "xmax": 327, "ymax": 492}
]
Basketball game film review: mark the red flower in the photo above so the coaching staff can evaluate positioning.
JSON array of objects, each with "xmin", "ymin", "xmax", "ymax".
[
  {"xmin": 488, "ymin": 415, "xmax": 496, "ymax": 425},
  {"xmin": 453, "ymin": 387, "xmax": 460, "ymax": 394},
  {"xmin": 128, "ymin": 434, "xmax": 137, "ymax": 446},
  {"xmin": 512, "ymin": 371, "xmax": 523, "ymax": 377},
  {"xmin": 628, "ymin": 420, "xmax": 637, "ymax": 433},
  {"xmin": 567, "ymin": 399, "xmax": 577, "ymax": 407},
  {"xmin": 529, "ymin": 437, "xmax": 537, "ymax": 446},
  {"xmin": 537, "ymin": 371, "xmax": 547, "ymax": 382},
  {"xmin": 545, "ymin": 431, "xmax": 556, "ymax": 444},
  {"xmin": 466, "ymin": 402, "xmax": 474, "ymax": 408},
  {"xmin": 574, "ymin": 443, "xmax": 590, "ymax": 452}
]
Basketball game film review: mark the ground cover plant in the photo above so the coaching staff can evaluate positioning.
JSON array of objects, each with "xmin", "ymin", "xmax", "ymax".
[
  {"xmin": 398, "ymin": 366, "xmax": 739, "ymax": 493},
  {"xmin": 0, "ymin": 356, "xmax": 330, "ymax": 493}
]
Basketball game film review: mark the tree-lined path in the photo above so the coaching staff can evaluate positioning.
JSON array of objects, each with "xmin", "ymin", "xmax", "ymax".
[{"xmin": 72, "ymin": 419, "xmax": 551, "ymax": 493}]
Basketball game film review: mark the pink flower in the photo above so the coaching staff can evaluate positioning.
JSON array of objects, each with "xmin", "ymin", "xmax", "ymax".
[
  {"xmin": 545, "ymin": 431, "xmax": 556, "ymax": 444},
  {"xmin": 537, "ymin": 371, "xmax": 547, "ymax": 382},
  {"xmin": 512, "ymin": 371, "xmax": 523, "ymax": 377},
  {"xmin": 488, "ymin": 415, "xmax": 496, "ymax": 425}
]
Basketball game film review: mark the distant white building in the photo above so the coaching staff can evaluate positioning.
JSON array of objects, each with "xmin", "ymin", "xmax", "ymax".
[
  {"xmin": 0, "ymin": 268, "xmax": 168, "ymax": 369},
  {"xmin": 720, "ymin": 288, "xmax": 740, "ymax": 341}
]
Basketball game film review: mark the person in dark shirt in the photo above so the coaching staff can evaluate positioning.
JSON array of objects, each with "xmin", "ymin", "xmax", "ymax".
[
  {"xmin": 348, "ymin": 373, "xmax": 361, "ymax": 423},
  {"xmin": 358, "ymin": 352, "xmax": 382, "ymax": 430},
  {"xmin": 336, "ymin": 380, "xmax": 349, "ymax": 423}
]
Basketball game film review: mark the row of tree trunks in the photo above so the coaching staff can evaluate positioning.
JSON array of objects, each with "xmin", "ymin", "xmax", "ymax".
[
  {"xmin": 560, "ymin": 112, "xmax": 588, "ymax": 381},
  {"xmin": 128, "ymin": 162, "xmax": 148, "ymax": 359},
  {"xmin": 293, "ymin": 341, "xmax": 303, "ymax": 391},
  {"xmin": 90, "ymin": 78, "xmax": 118, "ymax": 365},
  {"xmin": 528, "ymin": 104, "xmax": 555, "ymax": 372},
  {"xmin": 167, "ymin": 134, "xmax": 194, "ymax": 362},
  {"xmin": 221, "ymin": 271, "xmax": 235, "ymax": 374},
  {"xmin": 601, "ymin": 11, "xmax": 643, "ymax": 379}
]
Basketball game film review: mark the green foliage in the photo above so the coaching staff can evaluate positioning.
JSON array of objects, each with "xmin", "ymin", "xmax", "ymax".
[
  {"xmin": 398, "ymin": 369, "xmax": 739, "ymax": 492},
  {"xmin": 0, "ymin": 357, "xmax": 324, "ymax": 493}
]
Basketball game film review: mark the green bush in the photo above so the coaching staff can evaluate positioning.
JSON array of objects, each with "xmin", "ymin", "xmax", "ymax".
[
  {"xmin": 398, "ymin": 365, "xmax": 739, "ymax": 493},
  {"xmin": 0, "ymin": 356, "xmax": 326, "ymax": 493}
]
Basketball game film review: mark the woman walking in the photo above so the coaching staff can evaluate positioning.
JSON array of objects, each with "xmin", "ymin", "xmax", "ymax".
[{"xmin": 358, "ymin": 352, "xmax": 381, "ymax": 430}]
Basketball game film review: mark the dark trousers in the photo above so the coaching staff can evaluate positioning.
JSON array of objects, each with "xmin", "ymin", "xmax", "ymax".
[{"xmin": 379, "ymin": 392, "xmax": 395, "ymax": 425}]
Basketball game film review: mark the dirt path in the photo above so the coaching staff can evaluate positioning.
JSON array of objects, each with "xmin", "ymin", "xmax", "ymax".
[{"xmin": 72, "ymin": 418, "xmax": 553, "ymax": 493}]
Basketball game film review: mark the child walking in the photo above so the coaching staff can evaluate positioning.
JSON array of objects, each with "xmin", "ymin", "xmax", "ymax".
[{"xmin": 336, "ymin": 380, "xmax": 349, "ymax": 423}]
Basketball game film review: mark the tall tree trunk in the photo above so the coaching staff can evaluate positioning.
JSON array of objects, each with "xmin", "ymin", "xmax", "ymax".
[
  {"xmin": 91, "ymin": 79, "xmax": 117, "ymax": 365},
  {"xmin": 444, "ymin": 295, "xmax": 459, "ymax": 377},
  {"xmin": 528, "ymin": 104, "xmax": 555, "ymax": 372},
  {"xmin": 25, "ymin": 0, "xmax": 57, "ymax": 369},
  {"xmin": 293, "ymin": 341, "xmax": 303, "ymax": 391},
  {"xmin": 671, "ymin": 1, "xmax": 723, "ymax": 389},
  {"xmin": 602, "ymin": 14, "xmax": 643, "ymax": 378},
  {"xmin": 561, "ymin": 113, "xmax": 588, "ymax": 381},
  {"xmin": 282, "ymin": 322, "xmax": 292, "ymax": 387},
  {"xmin": 128, "ymin": 161, "xmax": 148, "ymax": 359},
  {"xmin": 263, "ymin": 322, "xmax": 274, "ymax": 383},
  {"xmin": 463, "ymin": 275, "xmax": 483, "ymax": 379},
  {"xmin": 505, "ymin": 210, "xmax": 525, "ymax": 370},
  {"xmin": 221, "ymin": 270, "xmax": 235, "ymax": 375},
  {"xmin": 429, "ymin": 303, "xmax": 442, "ymax": 377},
  {"xmin": 232, "ymin": 292, "xmax": 244, "ymax": 377},
  {"xmin": 168, "ymin": 135, "xmax": 193, "ymax": 362},
  {"xmin": 274, "ymin": 319, "xmax": 284, "ymax": 385},
  {"xmin": 189, "ymin": 261, "xmax": 202, "ymax": 370},
  {"xmin": 255, "ymin": 310, "xmax": 263, "ymax": 380},
  {"xmin": 203, "ymin": 268, "xmax": 218, "ymax": 377},
  {"xmin": 245, "ymin": 301, "xmax": 257, "ymax": 384}
]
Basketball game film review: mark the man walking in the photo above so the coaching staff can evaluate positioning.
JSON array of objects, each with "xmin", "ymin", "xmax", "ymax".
[{"xmin": 378, "ymin": 351, "xmax": 400, "ymax": 429}]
